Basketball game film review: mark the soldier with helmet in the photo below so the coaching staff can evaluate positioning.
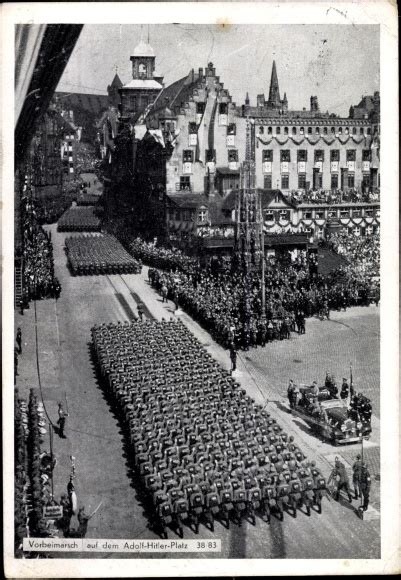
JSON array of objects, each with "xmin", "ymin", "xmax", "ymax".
[
  {"xmin": 359, "ymin": 463, "xmax": 372, "ymax": 511},
  {"xmin": 352, "ymin": 453, "xmax": 363, "ymax": 499}
]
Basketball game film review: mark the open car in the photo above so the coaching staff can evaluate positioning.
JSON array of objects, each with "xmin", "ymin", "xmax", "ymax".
[{"xmin": 291, "ymin": 383, "xmax": 372, "ymax": 445}]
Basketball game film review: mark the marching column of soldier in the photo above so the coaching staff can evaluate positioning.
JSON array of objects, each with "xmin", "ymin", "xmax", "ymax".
[{"xmin": 91, "ymin": 317, "xmax": 330, "ymax": 538}]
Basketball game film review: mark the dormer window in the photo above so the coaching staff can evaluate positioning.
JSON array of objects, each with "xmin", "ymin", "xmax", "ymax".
[{"xmin": 198, "ymin": 207, "xmax": 208, "ymax": 223}]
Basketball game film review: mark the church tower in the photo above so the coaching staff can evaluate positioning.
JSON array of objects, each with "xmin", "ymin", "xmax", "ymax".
[
  {"xmin": 107, "ymin": 72, "xmax": 123, "ymax": 107},
  {"xmin": 268, "ymin": 60, "xmax": 281, "ymax": 107},
  {"xmin": 119, "ymin": 39, "xmax": 164, "ymax": 120},
  {"xmin": 266, "ymin": 60, "xmax": 287, "ymax": 111}
]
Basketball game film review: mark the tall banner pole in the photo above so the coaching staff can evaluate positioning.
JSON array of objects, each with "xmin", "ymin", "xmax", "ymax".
[{"xmin": 49, "ymin": 422, "xmax": 54, "ymax": 499}]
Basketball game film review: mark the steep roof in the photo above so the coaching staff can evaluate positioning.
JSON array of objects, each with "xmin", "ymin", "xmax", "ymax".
[
  {"xmin": 55, "ymin": 92, "xmax": 109, "ymax": 116},
  {"xmin": 268, "ymin": 60, "xmax": 280, "ymax": 105},
  {"xmin": 122, "ymin": 79, "xmax": 163, "ymax": 90},
  {"xmin": 109, "ymin": 73, "xmax": 123, "ymax": 88},
  {"xmin": 132, "ymin": 40, "xmax": 155, "ymax": 57},
  {"xmin": 151, "ymin": 74, "xmax": 191, "ymax": 113},
  {"xmin": 221, "ymin": 189, "xmax": 295, "ymax": 211},
  {"xmin": 168, "ymin": 192, "xmax": 208, "ymax": 208}
]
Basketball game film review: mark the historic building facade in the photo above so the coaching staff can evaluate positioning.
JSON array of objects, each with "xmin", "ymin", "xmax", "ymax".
[
  {"xmin": 102, "ymin": 42, "xmax": 380, "ymax": 246},
  {"xmin": 30, "ymin": 106, "xmax": 78, "ymax": 197},
  {"xmin": 140, "ymin": 58, "xmax": 380, "ymax": 198}
]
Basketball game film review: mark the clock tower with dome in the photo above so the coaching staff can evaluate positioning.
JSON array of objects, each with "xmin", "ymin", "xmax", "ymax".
[{"xmin": 119, "ymin": 40, "xmax": 164, "ymax": 120}]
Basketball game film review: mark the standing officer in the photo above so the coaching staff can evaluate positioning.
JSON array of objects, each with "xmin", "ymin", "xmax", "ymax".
[
  {"xmin": 328, "ymin": 457, "xmax": 353, "ymax": 503},
  {"xmin": 352, "ymin": 453, "xmax": 363, "ymax": 499},
  {"xmin": 57, "ymin": 402, "xmax": 69, "ymax": 438},
  {"xmin": 287, "ymin": 380, "xmax": 295, "ymax": 408},
  {"xmin": 340, "ymin": 378, "xmax": 349, "ymax": 400},
  {"xmin": 137, "ymin": 303, "xmax": 144, "ymax": 321},
  {"xmin": 230, "ymin": 346, "xmax": 237, "ymax": 373},
  {"xmin": 16, "ymin": 327, "xmax": 22, "ymax": 354},
  {"xmin": 359, "ymin": 463, "xmax": 372, "ymax": 511},
  {"xmin": 14, "ymin": 349, "xmax": 19, "ymax": 382}
]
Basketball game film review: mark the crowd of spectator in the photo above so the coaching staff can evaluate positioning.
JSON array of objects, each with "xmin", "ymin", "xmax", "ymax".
[
  {"xmin": 328, "ymin": 231, "xmax": 380, "ymax": 281},
  {"xmin": 129, "ymin": 238, "xmax": 196, "ymax": 273},
  {"xmin": 21, "ymin": 194, "xmax": 61, "ymax": 303},
  {"xmin": 15, "ymin": 389, "xmax": 54, "ymax": 555},
  {"xmin": 148, "ymin": 253, "xmax": 374, "ymax": 350},
  {"xmin": 288, "ymin": 189, "xmax": 380, "ymax": 206}
]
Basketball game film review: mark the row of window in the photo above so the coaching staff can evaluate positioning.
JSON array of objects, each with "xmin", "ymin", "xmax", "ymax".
[
  {"xmin": 265, "ymin": 173, "xmax": 363, "ymax": 190},
  {"xmin": 183, "ymin": 149, "xmax": 239, "ymax": 163},
  {"xmin": 182, "ymin": 148, "xmax": 371, "ymax": 163},
  {"xmin": 189, "ymin": 122, "xmax": 236, "ymax": 135},
  {"xmin": 259, "ymin": 125, "xmax": 371, "ymax": 136},
  {"xmin": 262, "ymin": 149, "xmax": 369, "ymax": 162}
]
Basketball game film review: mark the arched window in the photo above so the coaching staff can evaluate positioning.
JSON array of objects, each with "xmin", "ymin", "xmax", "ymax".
[
  {"xmin": 323, "ymin": 127, "xmax": 328, "ymax": 134},
  {"xmin": 300, "ymin": 127, "xmax": 304, "ymax": 135},
  {"xmin": 338, "ymin": 127, "xmax": 343, "ymax": 134},
  {"xmin": 308, "ymin": 127, "xmax": 312, "ymax": 134},
  {"xmin": 360, "ymin": 127, "xmax": 364, "ymax": 135},
  {"xmin": 315, "ymin": 127, "xmax": 320, "ymax": 134},
  {"xmin": 292, "ymin": 127, "xmax": 297, "ymax": 135},
  {"xmin": 345, "ymin": 127, "xmax": 349, "ymax": 134},
  {"xmin": 259, "ymin": 126, "xmax": 264, "ymax": 134},
  {"xmin": 331, "ymin": 127, "xmax": 335, "ymax": 134},
  {"xmin": 268, "ymin": 127, "xmax": 272, "ymax": 135},
  {"xmin": 284, "ymin": 127, "xmax": 289, "ymax": 135},
  {"xmin": 138, "ymin": 62, "xmax": 147, "ymax": 77},
  {"xmin": 352, "ymin": 127, "xmax": 357, "ymax": 135}
]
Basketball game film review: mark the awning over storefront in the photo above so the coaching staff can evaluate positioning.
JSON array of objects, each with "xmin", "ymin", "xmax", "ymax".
[{"xmin": 264, "ymin": 233, "xmax": 309, "ymax": 247}]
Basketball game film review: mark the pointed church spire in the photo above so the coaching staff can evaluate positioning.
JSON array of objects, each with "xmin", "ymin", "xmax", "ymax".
[
  {"xmin": 245, "ymin": 92, "xmax": 250, "ymax": 106},
  {"xmin": 268, "ymin": 60, "xmax": 280, "ymax": 106}
]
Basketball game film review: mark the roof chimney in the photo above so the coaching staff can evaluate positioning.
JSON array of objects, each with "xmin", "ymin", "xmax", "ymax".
[{"xmin": 198, "ymin": 67, "xmax": 203, "ymax": 78}]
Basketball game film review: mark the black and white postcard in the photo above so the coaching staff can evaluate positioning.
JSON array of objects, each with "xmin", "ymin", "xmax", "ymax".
[{"xmin": 2, "ymin": 1, "xmax": 399, "ymax": 577}]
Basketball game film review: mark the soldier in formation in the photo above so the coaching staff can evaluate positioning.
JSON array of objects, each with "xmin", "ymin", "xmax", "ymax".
[{"xmin": 91, "ymin": 318, "xmax": 328, "ymax": 536}]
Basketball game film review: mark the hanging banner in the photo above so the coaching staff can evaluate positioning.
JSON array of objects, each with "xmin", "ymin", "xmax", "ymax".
[
  {"xmin": 298, "ymin": 161, "xmax": 306, "ymax": 173},
  {"xmin": 207, "ymin": 161, "xmax": 215, "ymax": 174},
  {"xmin": 362, "ymin": 161, "xmax": 370, "ymax": 172},
  {"xmin": 290, "ymin": 136, "xmax": 305, "ymax": 145},
  {"xmin": 347, "ymin": 161, "xmax": 355, "ymax": 172},
  {"xmin": 229, "ymin": 161, "xmax": 238, "ymax": 171},
  {"xmin": 314, "ymin": 162, "xmax": 323, "ymax": 172},
  {"xmin": 189, "ymin": 133, "xmax": 197, "ymax": 146},
  {"xmin": 263, "ymin": 161, "xmax": 272, "ymax": 174},
  {"xmin": 331, "ymin": 161, "xmax": 339, "ymax": 173},
  {"xmin": 226, "ymin": 135, "xmax": 235, "ymax": 147},
  {"xmin": 257, "ymin": 135, "xmax": 273, "ymax": 146},
  {"xmin": 219, "ymin": 114, "xmax": 228, "ymax": 126},
  {"xmin": 322, "ymin": 136, "xmax": 336, "ymax": 145},
  {"xmin": 280, "ymin": 162, "xmax": 289, "ymax": 173},
  {"xmin": 183, "ymin": 162, "xmax": 192, "ymax": 175}
]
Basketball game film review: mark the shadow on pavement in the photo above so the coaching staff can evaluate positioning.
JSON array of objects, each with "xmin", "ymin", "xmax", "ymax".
[{"xmin": 86, "ymin": 342, "xmax": 158, "ymax": 535}]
